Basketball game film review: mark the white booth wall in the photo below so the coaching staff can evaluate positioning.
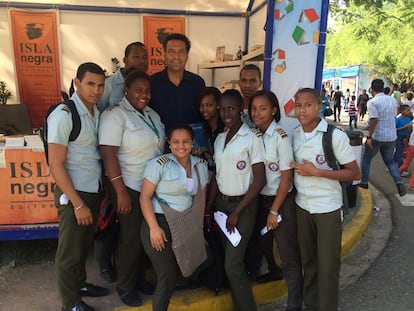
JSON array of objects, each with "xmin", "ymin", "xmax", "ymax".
[{"xmin": 0, "ymin": 1, "xmax": 267, "ymax": 104}]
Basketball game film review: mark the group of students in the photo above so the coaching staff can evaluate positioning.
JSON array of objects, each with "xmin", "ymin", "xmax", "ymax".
[{"xmin": 48, "ymin": 33, "xmax": 361, "ymax": 311}]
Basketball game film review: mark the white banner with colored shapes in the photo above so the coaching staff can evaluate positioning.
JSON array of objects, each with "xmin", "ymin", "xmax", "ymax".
[{"xmin": 271, "ymin": 0, "xmax": 323, "ymax": 133}]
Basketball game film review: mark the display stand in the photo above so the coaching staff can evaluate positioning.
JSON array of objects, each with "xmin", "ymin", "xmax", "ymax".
[{"xmin": 198, "ymin": 46, "xmax": 264, "ymax": 86}]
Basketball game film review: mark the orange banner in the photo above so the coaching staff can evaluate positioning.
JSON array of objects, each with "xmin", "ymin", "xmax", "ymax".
[
  {"xmin": 143, "ymin": 16, "xmax": 186, "ymax": 75},
  {"xmin": 0, "ymin": 149, "xmax": 57, "ymax": 225},
  {"xmin": 10, "ymin": 10, "xmax": 62, "ymax": 129}
]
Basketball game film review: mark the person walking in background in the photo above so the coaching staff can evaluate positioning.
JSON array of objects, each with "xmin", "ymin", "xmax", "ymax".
[
  {"xmin": 207, "ymin": 89, "xmax": 266, "ymax": 311},
  {"xmin": 394, "ymin": 104, "xmax": 412, "ymax": 169},
  {"xmin": 290, "ymin": 88, "xmax": 360, "ymax": 311},
  {"xmin": 343, "ymin": 88, "xmax": 350, "ymax": 110},
  {"xmin": 391, "ymin": 83, "xmax": 402, "ymax": 105},
  {"xmin": 149, "ymin": 33, "xmax": 205, "ymax": 130},
  {"xmin": 99, "ymin": 70, "xmax": 165, "ymax": 306},
  {"xmin": 250, "ymin": 90, "xmax": 303, "ymax": 310},
  {"xmin": 403, "ymin": 92, "xmax": 414, "ymax": 110},
  {"xmin": 49, "ymin": 63, "xmax": 108, "ymax": 311},
  {"xmin": 399, "ymin": 123, "xmax": 414, "ymax": 189},
  {"xmin": 320, "ymin": 88, "xmax": 330, "ymax": 119},
  {"xmin": 358, "ymin": 89, "xmax": 369, "ymax": 121},
  {"xmin": 332, "ymin": 85, "xmax": 343, "ymax": 122},
  {"xmin": 359, "ymin": 79, "xmax": 406, "ymax": 197},
  {"xmin": 140, "ymin": 124, "xmax": 209, "ymax": 311},
  {"xmin": 348, "ymin": 95, "xmax": 358, "ymax": 129}
]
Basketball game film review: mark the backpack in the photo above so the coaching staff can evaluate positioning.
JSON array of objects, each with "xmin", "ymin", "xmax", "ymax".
[
  {"xmin": 40, "ymin": 99, "xmax": 81, "ymax": 165},
  {"xmin": 322, "ymin": 124, "xmax": 352, "ymax": 214},
  {"xmin": 95, "ymin": 184, "xmax": 119, "ymax": 240}
]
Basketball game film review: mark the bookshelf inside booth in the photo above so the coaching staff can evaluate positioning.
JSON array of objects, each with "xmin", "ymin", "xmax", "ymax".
[{"xmin": 197, "ymin": 46, "xmax": 264, "ymax": 89}]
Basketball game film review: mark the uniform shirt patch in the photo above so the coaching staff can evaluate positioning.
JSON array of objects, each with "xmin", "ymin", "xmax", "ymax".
[
  {"xmin": 316, "ymin": 154, "xmax": 326, "ymax": 164},
  {"xmin": 236, "ymin": 160, "xmax": 247, "ymax": 170},
  {"xmin": 268, "ymin": 162, "xmax": 279, "ymax": 172}
]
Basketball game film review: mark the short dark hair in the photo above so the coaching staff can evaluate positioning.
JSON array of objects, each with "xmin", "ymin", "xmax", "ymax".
[
  {"xmin": 124, "ymin": 69, "xmax": 150, "ymax": 89},
  {"xmin": 166, "ymin": 123, "xmax": 194, "ymax": 141},
  {"xmin": 198, "ymin": 87, "xmax": 222, "ymax": 107},
  {"xmin": 294, "ymin": 87, "xmax": 322, "ymax": 104},
  {"xmin": 76, "ymin": 62, "xmax": 105, "ymax": 81},
  {"xmin": 220, "ymin": 89, "xmax": 243, "ymax": 109},
  {"xmin": 384, "ymin": 86, "xmax": 391, "ymax": 95},
  {"xmin": 240, "ymin": 64, "xmax": 261, "ymax": 79},
  {"xmin": 248, "ymin": 90, "xmax": 281, "ymax": 122},
  {"xmin": 371, "ymin": 79, "xmax": 384, "ymax": 92},
  {"xmin": 162, "ymin": 33, "xmax": 191, "ymax": 52},
  {"xmin": 407, "ymin": 93, "xmax": 413, "ymax": 101},
  {"xmin": 124, "ymin": 42, "xmax": 146, "ymax": 57}
]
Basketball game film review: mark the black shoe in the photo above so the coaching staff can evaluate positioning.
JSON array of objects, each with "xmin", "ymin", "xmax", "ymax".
[
  {"xmin": 62, "ymin": 300, "xmax": 95, "ymax": 311},
  {"xmin": 78, "ymin": 283, "xmax": 109, "ymax": 297},
  {"xmin": 246, "ymin": 271, "xmax": 259, "ymax": 282},
  {"xmin": 255, "ymin": 271, "xmax": 284, "ymax": 283},
  {"xmin": 358, "ymin": 183, "xmax": 368, "ymax": 189},
  {"xmin": 397, "ymin": 183, "xmax": 407, "ymax": 197},
  {"xmin": 100, "ymin": 267, "xmax": 116, "ymax": 283},
  {"xmin": 117, "ymin": 287, "xmax": 143, "ymax": 307},
  {"xmin": 136, "ymin": 279, "xmax": 155, "ymax": 295}
]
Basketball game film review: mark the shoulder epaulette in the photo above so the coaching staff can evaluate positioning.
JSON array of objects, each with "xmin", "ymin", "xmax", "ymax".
[
  {"xmin": 61, "ymin": 105, "xmax": 71, "ymax": 113},
  {"xmin": 199, "ymin": 158, "xmax": 208, "ymax": 166},
  {"xmin": 276, "ymin": 128, "xmax": 288, "ymax": 138},
  {"xmin": 250, "ymin": 127, "xmax": 263, "ymax": 137},
  {"xmin": 156, "ymin": 155, "xmax": 170, "ymax": 165},
  {"xmin": 106, "ymin": 103, "xmax": 120, "ymax": 111}
]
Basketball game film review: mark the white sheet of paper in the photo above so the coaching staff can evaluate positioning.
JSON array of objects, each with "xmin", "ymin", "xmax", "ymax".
[{"xmin": 213, "ymin": 211, "xmax": 242, "ymax": 247}]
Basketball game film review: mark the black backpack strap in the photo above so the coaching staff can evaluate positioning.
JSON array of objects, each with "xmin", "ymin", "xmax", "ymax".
[
  {"xmin": 322, "ymin": 124, "xmax": 339, "ymax": 170},
  {"xmin": 322, "ymin": 123, "xmax": 350, "ymax": 215},
  {"xmin": 64, "ymin": 99, "xmax": 81, "ymax": 142}
]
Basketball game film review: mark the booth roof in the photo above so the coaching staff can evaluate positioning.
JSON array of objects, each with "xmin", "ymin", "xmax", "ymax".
[{"xmin": 7, "ymin": 0, "xmax": 259, "ymax": 13}]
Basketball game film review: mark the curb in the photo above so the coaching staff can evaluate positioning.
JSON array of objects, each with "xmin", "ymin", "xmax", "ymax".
[
  {"xmin": 113, "ymin": 189, "xmax": 373, "ymax": 311},
  {"xmin": 341, "ymin": 188, "xmax": 372, "ymax": 256}
]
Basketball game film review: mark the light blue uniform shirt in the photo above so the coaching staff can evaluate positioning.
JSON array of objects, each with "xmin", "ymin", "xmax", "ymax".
[
  {"xmin": 97, "ymin": 68, "xmax": 124, "ymax": 112},
  {"xmin": 292, "ymin": 118, "xmax": 355, "ymax": 214},
  {"xmin": 261, "ymin": 121, "xmax": 293, "ymax": 196},
  {"xmin": 99, "ymin": 97, "xmax": 165, "ymax": 192},
  {"xmin": 143, "ymin": 154, "xmax": 209, "ymax": 214},
  {"xmin": 47, "ymin": 92, "xmax": 101, "ymax": 193},
  {"xmin": 368, "ymin": 93, "xmax": 398, "ymax": 142}
]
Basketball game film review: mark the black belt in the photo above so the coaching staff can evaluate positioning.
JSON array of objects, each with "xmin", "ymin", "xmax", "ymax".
[
  {"xmin": 260, "ymin": 190, "xmax": 295, "ymax": 201},
  {"xmin": 259, "ymin": 194, "xmax": 275, "ymax": 201},
  {"xmin": 219, "ymin": 192, "xmax": 244, "ymax": 203}
]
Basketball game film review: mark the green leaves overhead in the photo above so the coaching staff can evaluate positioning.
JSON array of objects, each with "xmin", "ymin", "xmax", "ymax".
[{"xmin": 326, "ymin": 0, "xmax": 414, "ymax": 85}]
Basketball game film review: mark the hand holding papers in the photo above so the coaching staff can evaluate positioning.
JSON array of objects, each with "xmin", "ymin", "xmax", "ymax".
[{"xmin": 213, "ymin": 211, "xmax": 241, "ymax": 247}]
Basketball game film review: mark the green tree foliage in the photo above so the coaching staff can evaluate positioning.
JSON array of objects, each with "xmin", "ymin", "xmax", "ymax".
[{"xmin": 326, "ymin": 0, "xmax": 414, "ymax": 87}]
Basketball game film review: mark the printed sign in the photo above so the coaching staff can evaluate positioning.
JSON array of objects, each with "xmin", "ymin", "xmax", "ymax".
[
  {"xmin": 0, "ymin": 148, "xmax": 57, "ymax": 225},
  {"xmin": 143, "ymin": 15, "xmax": 186, "ymax": 75},
  {"xmin": 10, "ymin": 10, "xmax": 62, "ymax": 128}
]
